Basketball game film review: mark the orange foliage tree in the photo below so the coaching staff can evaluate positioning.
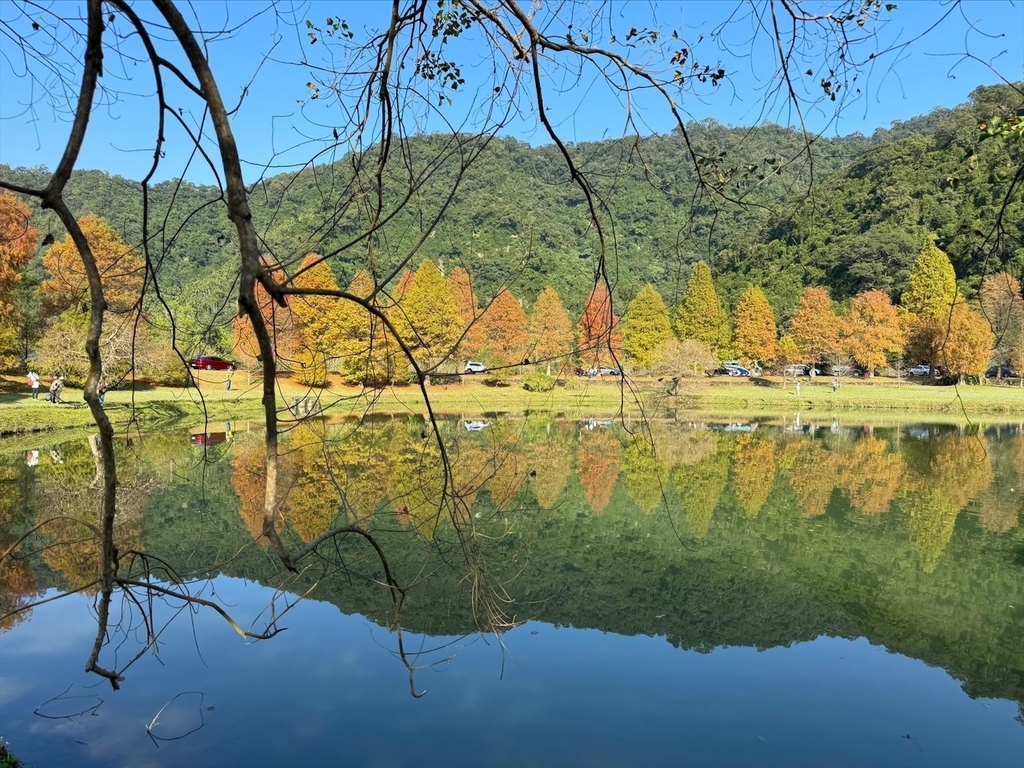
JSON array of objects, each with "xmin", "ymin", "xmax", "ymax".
[
  {"xmin": 41, "ymin": 215, "xmax": 144, "ymax": 313},
  {"xmin": 578, "ymin": 283, "xmax": 622, "ymax": 368},
  {"xmin": 528, "ymin": 286, "xmax": 574, "ymax": 374},
  {"xmin": 232, "ymin": 257, "xmax": 300, "ymax": 369},
  {"xmin": 781, "ymin": 440, "xmax": 838, "ymax": 517},
  {"xmin": 447, "ymin": 266, "xmax": 487, "ymax": 360},
  {"xmin": 526, "ymin": 421, "xmax": 574, "ymax": 509},
  {"xmin": 790, "ymin": 287, "xmax": 840, "ymax": 363},
  {"xmin": 479, "ymin": 288, "xmax": 530, "ymax": 364},
  {"xmin": 939, "ymin": 303, "xmax": 995, "ymax": 378},
  {"xmin": 837, "ymin": 436, "xmax": 905, "ymax": 515},
  {"xmin": 577, "ymin": 429, "xmax": 622, "ymax": 514},
  {"xmin": 0, "ymin": 191, "xmax": 38, "ymax": 320},
  {"xmin": 843, "ymin": 290, "xmax": 904, "ymax": 374},
  {"xmin": 731, "ymin": 434, "xmax": 776, "ymax": 517}
]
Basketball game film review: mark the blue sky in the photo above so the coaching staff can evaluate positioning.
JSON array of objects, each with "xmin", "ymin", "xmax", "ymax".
[{"xmin": 0, "ymin": 0, "xmax": 1020, "ymax": 185}]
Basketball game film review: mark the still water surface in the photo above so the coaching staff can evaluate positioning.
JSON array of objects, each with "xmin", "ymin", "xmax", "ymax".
[{"xmin": 1, "ymin": 414, "xmax": 1022, "ymax": 766}]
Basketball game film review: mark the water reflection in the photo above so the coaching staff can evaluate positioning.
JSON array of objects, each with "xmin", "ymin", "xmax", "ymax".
[{"xmin": 1, "ymin": 414, "xmax": 1022, "ymax": 760}]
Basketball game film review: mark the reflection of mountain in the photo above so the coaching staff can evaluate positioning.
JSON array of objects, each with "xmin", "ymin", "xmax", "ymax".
[{"xmin": 2, "ymin": 417, "xmax": 1022, "ymax": 710}]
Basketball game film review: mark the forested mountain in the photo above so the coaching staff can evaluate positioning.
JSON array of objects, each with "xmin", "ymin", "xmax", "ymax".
[{"xmin": 3, "ymin": 82, "xmax": 1020, "ymax": 321}]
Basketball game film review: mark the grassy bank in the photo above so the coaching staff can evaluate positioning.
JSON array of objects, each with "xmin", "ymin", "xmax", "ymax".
[{"xmin": 1, "ymin": 373, "xmax": 1021, "ymax": 437}]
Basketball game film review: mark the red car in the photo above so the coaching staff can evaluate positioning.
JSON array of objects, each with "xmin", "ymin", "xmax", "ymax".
[
  {"xmin": 190, "ymin": 431, "xmax": 229, "ymax": 446},
  {"xmin": 189, "ymin": 355, "xmax": 236, "ymax": 371}
]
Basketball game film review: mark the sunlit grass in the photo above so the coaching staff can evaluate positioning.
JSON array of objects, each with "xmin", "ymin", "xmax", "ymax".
[{"xmin": 1, "ymin": 372, "xmax": 1021, "ymax": 437}]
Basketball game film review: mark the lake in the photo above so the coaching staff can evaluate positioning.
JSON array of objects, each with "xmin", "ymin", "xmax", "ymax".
[{"xmin": 1, "ymin": 413, "xmax": 1022, "ymax": 767}]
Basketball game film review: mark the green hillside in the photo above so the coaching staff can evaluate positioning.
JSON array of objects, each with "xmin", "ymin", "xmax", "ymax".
[{"xmin": 2, "ymin": 83, "xmax": 1020, "ymax": 321}]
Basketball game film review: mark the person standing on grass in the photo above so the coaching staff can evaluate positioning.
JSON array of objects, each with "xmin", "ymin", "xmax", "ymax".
[
  {"xmin": 225, "ymin": 369, "xmax": 233, "ymax": 391},
  {"xmin": 28, "ymin": 371, "xmax": 40, "ymax": 399}
]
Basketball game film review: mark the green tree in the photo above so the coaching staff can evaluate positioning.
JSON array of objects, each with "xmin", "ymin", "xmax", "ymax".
[
  {"xmin": 732, "ymin": 285, "xmax": 777, "ymax": 366},
  {"xmin": 623, "ymin": 284, "xmax": 673, "ymax": 370},
  {"xmin": 400, "ymin": 260, "xmax": 462, "ymax": 371},
  {"xmin": 673, "ymin": 438, "xmax": 731, "ymax": 539},
  {"xmin": 528, "ymin": 286, "xmax": 574, "ymax": 375},
  {"xmin": 335, "ymin": 271, "xmax": 408, "ymax": 385},
  {"xmin": 675, "ymin": 262, "xmax": 730, "ymax": 354},
  {"xmin": 902, "ymin": 237, "xmax": 958, "ymax": 320}
]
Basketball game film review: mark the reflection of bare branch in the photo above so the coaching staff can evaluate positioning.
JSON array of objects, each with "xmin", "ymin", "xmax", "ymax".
[{"xmin": 146, "ymin": 691, "xmax": 210, "ymax": 745}]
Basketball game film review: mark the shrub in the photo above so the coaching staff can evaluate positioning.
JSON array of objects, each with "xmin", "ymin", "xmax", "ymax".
[{"xmin": 523, "ymin": 372, "xmax": 556, "ymax": 392}]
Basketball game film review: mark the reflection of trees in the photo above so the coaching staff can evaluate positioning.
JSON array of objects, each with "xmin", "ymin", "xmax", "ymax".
[
  {"xmin": 978, "ymin": 433, "xmax": 1022, "ymax": 535},
  {"xmin": 905, "ymin": 435, "xmax": 993, "ymax": 573},
  {"xmin": 838, "ymin": 437, "xmax": 906, "ymax": 515},
  {"xmin": 0, "ymin": 463, "xmax": 41, "ymax": 630},
  {"xmin": 482, "ymin": 422, "xmax": 528, "ymax": 511},
  {"xmin": 780, "ymin": 439, "xmax": 838, "ymax": 518},
  {"xmin": 577, "ymin": 430, "xmax": 622, "ymax": 514},
  {"xmin": 731, "ymin": 434, "xmax": 776, "ymax": 518},
  {"xmin": 0, "ymin": 553, "xmax": 41, "ymax": 631},
  {"xmin": 622, "ymin": 438, "xmax": 669, "ymax": 514},
  {"xmin": 33, "ymin": 440, "xmax": 150, "ymax": 591},
  {"xmin": 673, "ymin": 435, "xmax": 731, "ymax": 539},
  {"xmin": 526, "ymin": 422, "xmax": 574, "ymax": 510},
  {"xmin": 387, "ymin": 422, "xmax": 447, "ymax": 538},
  {"xmin": 285, "ymin": 422, "xmax": 347, "ymax": 544},
  {"xmin": 231, "ymin": 433, "xmax": 285, "ymax": 543}
]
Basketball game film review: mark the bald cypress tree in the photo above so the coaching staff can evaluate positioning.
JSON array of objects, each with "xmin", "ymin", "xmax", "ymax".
[
  {"xmin": 903, "ymin": 237, "xmax": 958, "ymax": 321},
  {"xmin": 732, "ymin": 286, "xmax": 777, "ymax": 366},
  {"xmin": 623, "ymin": 284, "xmax": 673, "ymax": 370},
  {"xmin": 674, "ymin": 262, "xmax": 730, "ymax": 355}
]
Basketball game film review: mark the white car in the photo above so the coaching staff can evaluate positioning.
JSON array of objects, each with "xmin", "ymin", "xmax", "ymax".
[
  {"xmin": 907, "ymin": 364, "xmax": 931, "ymax": 377},
  {"xmin": 464, "ymin": 361, "xmax": 487, "ymax": 374}
]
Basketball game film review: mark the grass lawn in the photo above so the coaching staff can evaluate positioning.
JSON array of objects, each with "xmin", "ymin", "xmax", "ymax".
[{"xmin": 0, "ymin": 371, "xmax": 1021, "ymax": 437}]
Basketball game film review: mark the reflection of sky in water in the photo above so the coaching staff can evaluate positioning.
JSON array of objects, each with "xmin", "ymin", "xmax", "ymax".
[{"xmin": 2, "ymin": 577, "xmax": 1021, "ymax": 768}]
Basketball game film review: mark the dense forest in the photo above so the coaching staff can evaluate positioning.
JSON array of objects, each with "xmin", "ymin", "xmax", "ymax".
[{"xmin": 2, "ymin": 83, "xmax": 1020, "ymax": 321}]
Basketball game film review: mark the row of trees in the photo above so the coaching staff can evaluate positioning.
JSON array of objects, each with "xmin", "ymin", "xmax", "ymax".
[
  {"xmin": 235, "ymin": 253, "xmax": 624, "ymax": 386},
  {"xmin": 633, "ymin": 238, "xmax": 1023, "ymax": 380},
  {"xmin": 3, "ymin": 188, "xmax": 1021, "ymax": 385}
]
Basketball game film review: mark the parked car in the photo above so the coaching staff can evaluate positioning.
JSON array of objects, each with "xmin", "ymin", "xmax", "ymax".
[
  {"xmin": 824, "ymin": 363, "xmax": 864, "ymax": 377},
  {"xmin": 596, "ymin": 367, "xmax": 621, "ymax": 376},
  {"xmin": 190, "ymin": 431, "xmax": 228, "ymax": 446},
  {"xmin": 722, "ymin": 364, "xmax": 751, "ymax": 377},
  {"xmin": 189, "ymin": 355, "xmax": 235, "ymax": 371},
  {"xmin": 986, "ymin": 365, "xmax": 1020, "ymax": 378},
  {"xmin": 907, "ymin": 364, "xmax": 932, "ymax": 377},
  {"xmin": 464, "ymin": 360, "xmax": 487, "ymax": 374}
]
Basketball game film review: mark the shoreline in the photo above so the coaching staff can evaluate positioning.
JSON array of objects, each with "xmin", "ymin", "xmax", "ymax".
[{"xmin": 1, "ymin": 374, "xmax": 1022, "ymax": 438}]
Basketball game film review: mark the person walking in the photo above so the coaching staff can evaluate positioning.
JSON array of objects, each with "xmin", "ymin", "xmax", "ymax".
[
  {"xmin": 48, "ymin": 376, "xmax": 64, "ymax": 404},
  {"xmin": 28, "ymin": 370, "xmax": 40, "ymax": 399},
  {"xmin": 97, "ymin": 377, "xmax": 107, "ymax": 405}
]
